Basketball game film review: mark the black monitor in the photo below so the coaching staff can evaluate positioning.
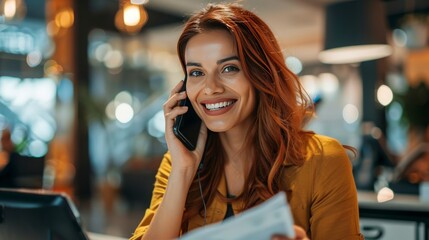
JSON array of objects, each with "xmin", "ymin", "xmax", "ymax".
[{"xmin": 0, "ymin": 188, "xmax": 89, "ymax": 240}]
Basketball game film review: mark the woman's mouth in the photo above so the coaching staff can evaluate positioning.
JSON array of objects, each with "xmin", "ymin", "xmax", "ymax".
[
  {"xmin": 204, "ymin": 100, "xmax": 235, "ymax": 111},
  {"xmin": 201, "ymin": 99, "xmax": 237, "ymax": 116}
]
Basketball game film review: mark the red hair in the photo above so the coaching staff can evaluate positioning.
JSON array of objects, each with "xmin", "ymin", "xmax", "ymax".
[{"xmin": 177, "ymin": 3, "xmax": 314, "ymax": 231}]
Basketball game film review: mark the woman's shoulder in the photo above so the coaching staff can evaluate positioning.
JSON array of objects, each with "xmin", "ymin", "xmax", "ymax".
[
  {"xmin": 281, "ymin": 134, "xmax": 353, "ymax": 204},
  {"xmin": 303, "ymin": 134, "xmax": 350, "ymax": 166},
  {"xmin": 302, "ymin": 134, "xmax": 351, "ymax": 177},
  {"xmin": 285, "ymin": 134, "xmax": 354, "ymax": 191}
]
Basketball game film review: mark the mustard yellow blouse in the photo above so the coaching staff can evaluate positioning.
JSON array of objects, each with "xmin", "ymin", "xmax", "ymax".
[{"xmin": 130, "ymin": 134, "xmax": 363, "ymax": 240}]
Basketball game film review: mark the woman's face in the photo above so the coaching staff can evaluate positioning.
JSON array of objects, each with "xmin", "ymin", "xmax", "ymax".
[{"xmin": 184, "ymin": 29, "xmax": 256, "ymax": 133}]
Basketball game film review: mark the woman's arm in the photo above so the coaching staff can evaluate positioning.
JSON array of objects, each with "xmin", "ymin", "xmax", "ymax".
[
  {"xmin": 142, "ymin": 164, "xmax": 194, "ymax": 239},
  {"xmin": 131, "ymin": 80, "xmax": 208, "ymax": 240},
  {"xmin": 130, "ymin": 154, "xmax": 172, "ymax": 240},
  {"xmin": 131, "ymin": 152, "xmax": 204, "ymax": 240}
]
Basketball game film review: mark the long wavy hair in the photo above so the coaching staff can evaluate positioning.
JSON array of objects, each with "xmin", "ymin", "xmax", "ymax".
[{"xmin": 177, "ymin": 3, "xmax": 314, "ymax": 231}]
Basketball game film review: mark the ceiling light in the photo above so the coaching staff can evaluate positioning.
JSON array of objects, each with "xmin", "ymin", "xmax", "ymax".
[
  {"xmin": 319, "ymin": 0, "xmax": 392, "ymax": 64},
  {"xmin": 0, "ymin": 0, "xmax": 27, "ymax": 22},
  {"xmin": 115, "ymin": 0, "xmax": 148, "ymax": 34}
]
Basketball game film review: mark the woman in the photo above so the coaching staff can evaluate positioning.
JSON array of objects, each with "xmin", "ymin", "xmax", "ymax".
[{"xmin": 131, "ymin": 3, "xmax": 362, "ymax": 240}]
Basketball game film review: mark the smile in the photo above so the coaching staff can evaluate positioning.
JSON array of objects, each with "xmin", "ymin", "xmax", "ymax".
[{"xmin": 205, "ymin": 100, "xmax": 235, "ymax": 111}]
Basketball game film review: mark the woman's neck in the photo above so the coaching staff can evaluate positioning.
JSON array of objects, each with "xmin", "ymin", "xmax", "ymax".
[
  {"xmin": 219, "ymin": 118, "xmax": 254, "ymax": 176},
  {"xmin": 219, "ymin": 122, "xmax": 250, "ymax": 162},
  {"xmin": 220, "ymin": 134, "xmax": 245, "ymax": 161},
  {"xmin": 218, "ymin": 118, "xmax": 255, "ymax": 197}
]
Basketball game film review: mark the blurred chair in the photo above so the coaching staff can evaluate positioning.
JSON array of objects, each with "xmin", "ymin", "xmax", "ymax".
[
  {"xmin": 0, "ymin": 153, "xmax": 45, "ymax": 188},
  {"xmin": 353, "ymin": 123, "xmax": 394, "ymax": 191},
  {"xmin": 120, "ymin": 169, "xmax": 156, "ymax": 210},
  {"xmin": 119, "ymin": 157, "xmax": 161, "ymax": 210},
  {"xmin": 390, "ymin": 143, "xmax": 429, "ymax": 195}
]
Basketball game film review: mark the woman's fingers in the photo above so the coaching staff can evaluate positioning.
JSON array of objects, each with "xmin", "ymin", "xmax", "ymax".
[
  {"xmin": 163, "ymin": 81, "xmax": 188, "ymax": 132},
  {"xmin": 271, "ymin": 225, "xmax": 309, "ymax": 240},
  {"xmin": 293, "ymin": 225, "xmax": 309, "ymax": 240},
  {"xmin": 164, "ymin": 80, "xmax": 185, "ymax": 113},
  {"xmin": 163, "ymin": 92, "xmax": 187, "ymax": 118},
  {"xmin": 163, "ymin": 80, "xmax": 192, "ymax": 150},
  {"xmin": 169, "ymin": 80, "xmax": 184, "ymax": 97},
  {"xmin": 271, "ymin": 234, "xmax": 288, "ymax": 240}
]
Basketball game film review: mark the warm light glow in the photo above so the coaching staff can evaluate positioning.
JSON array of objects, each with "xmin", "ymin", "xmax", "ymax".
[
  {"xmin": 1, "ymin": 0, "xmax": 26, "ymax": 21},
  {"xmin": 377, "ymin": 187, "xmax": 394, "ymax": 203},
  {"xmin": 124, "ymin": 5, "xmax": 140, "ymax": 26},
  {"xmin": 44, "ymin": 60, "xmax": 63, "ymax": 76},
  {"xmin": 377, "ymin": 84, "xmax": 393, "ymax": 106},
  {"xmin": 55, "ymin": 8, "xmax": 74, "ymax": 29},
  {"xmin": 46, "ymin": 21, "xmax": 60, "ymax": 36},
  {"xmin": 319, "ymin": 44, "xmax": 392, "ymax": 64},
  {"xmin": 115, "ymin": 1, "xmax": 148, "ymax": 34},
  {"xmin": 4, "ymin": 0, "xmax": 16, "ymax": 18}
]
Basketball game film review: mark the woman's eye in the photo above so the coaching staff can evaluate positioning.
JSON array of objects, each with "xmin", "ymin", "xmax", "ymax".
[
  {"xmin": 222, "ymin": 65, "xmax": 239, "ymax": 73},
  {"xmin": 189, "ymin": 70, "xmax": 204, "ymax": 77}
]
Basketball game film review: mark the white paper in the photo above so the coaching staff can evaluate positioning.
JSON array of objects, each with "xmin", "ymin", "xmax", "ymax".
[{"xmin": 180, "ymin": 192, "xmax": 295, "ymax": 240}]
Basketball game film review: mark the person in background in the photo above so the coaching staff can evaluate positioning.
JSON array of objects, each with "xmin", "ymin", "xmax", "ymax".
[{"xmin": 131, "ymin": 3, "xmax": 363, "ymax": 240}]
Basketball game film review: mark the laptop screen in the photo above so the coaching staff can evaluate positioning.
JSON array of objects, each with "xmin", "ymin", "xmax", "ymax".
[{"xmin": 0, "ymin": 188, "xmax": 89, "ymax": 240}]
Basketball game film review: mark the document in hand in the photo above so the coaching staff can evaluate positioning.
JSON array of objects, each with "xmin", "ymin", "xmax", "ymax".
[{"xmin": 181, "ymin": 191, "xmax": 295, "ymax": 240}]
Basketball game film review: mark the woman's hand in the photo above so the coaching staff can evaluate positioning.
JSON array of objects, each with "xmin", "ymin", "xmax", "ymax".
[
  {"xmin": 163, "ymin": 80, "xmax": 208, "ymax": 180},
  {"xmin": 271, "ymin": 225, "xmax": 309, "ymax": 240}
]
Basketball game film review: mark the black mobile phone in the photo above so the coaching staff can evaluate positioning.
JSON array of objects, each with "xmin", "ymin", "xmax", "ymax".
[{"xmin": 173, "ymin": 76, "xmax": 202, "ymax": 151}]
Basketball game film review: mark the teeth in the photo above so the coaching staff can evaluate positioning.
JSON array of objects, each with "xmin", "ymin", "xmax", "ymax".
[{"xmin": 205, "ymin": 101, "xmax": 234, "ymax": 111}]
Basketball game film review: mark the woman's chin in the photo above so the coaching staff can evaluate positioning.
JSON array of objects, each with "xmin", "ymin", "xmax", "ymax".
[{"xmin": 204, "ymin": 122, "xmax": 230, "ymax": 133}]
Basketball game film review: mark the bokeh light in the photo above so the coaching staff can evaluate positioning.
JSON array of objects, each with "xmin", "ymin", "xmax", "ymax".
[
  {"xmin": 342, "ymin": 104, "xmax": 359, "ymax": 124},
  {"xmin": 377, "ymin": 84, "xmax": 393, "ymax": 106}
]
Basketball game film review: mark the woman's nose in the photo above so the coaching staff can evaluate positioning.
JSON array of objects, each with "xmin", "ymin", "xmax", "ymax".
[{"xmin": 204, "ymin": 74, "xmax": 223, "ymax": 95}]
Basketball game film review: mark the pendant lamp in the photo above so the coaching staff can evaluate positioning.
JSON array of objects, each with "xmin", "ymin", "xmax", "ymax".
[{"xmin": 319, "ymin": 0, "xmax": 392, "ymax": 64}]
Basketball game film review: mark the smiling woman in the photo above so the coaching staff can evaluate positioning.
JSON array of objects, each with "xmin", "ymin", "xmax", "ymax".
[
  {"xmin": 185, "ymin": 29, "xmax": 256, "ymax": 133},
  {"xmin": 131, "ymin": 3, "xmax": 363, "ymax": 240}
]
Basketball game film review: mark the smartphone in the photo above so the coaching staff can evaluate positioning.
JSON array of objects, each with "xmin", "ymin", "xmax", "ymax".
[{"xmin": 173, "ymin": 76, "xmax": 202, "ymax": 151}]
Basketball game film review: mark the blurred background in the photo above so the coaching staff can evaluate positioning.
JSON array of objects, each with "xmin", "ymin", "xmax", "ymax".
[{"xmin": 0, "ymin": 0, "xmax": 428, "ymax": 238}]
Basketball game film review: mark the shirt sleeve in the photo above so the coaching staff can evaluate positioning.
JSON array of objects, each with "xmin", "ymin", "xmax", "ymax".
[
  {"xmin": 310, "ymin": 137, "xmax": 364, "ymax": 240},
  {"xmin": 129, "ymin": 152, "xmax": 172, "ymax": 240}
]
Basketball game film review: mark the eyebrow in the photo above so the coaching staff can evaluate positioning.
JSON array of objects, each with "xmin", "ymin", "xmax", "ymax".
[
  {"xmin": 217, "ymin": 56, "xmax": 239, "ymax": 64},
  {"xmin": 186, "ymin": 56, "xmax": 239, "ymax": 67}
]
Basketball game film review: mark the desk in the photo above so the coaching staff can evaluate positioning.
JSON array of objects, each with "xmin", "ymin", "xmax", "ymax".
[
  {"xmin": 358, "ymin": 191, "xmax": 429, "ymax": 240},
  {"xmin": 87, "ymin": 232, "xmax": 128, "ymax": 240}
]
